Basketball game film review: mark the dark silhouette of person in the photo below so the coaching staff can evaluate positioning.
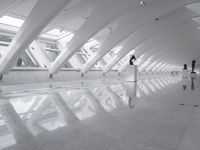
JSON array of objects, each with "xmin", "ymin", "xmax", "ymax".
[
  {"xmin": 129, "ymin": 55, "xmax": 136, "ymax": 65},
  {"xmin": 191, "ymin": 60, "xmax": 196, "ymax": 73},
  {"xmin": 183, "ymin": 64, "xmax": 187, "ymax": 70},
  {"xmin": 16, "ymin": 58, "xmax": 23, "ymax": 66},
  {"xmin": 128, "ymin": 97, "xmax": 135, "ymax": 109},
  {"xmin": 191, "ymin": 77, "xmax": 195, "ymax": 91},
  {"xmin": 182, "ymin": 85, "xmax": 187, "ymax": 91}
]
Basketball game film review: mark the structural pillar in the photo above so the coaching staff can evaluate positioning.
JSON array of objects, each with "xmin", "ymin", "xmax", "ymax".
[{"xmin": 126, "ymin": 65, "xmax": 137, "ymax": 82}]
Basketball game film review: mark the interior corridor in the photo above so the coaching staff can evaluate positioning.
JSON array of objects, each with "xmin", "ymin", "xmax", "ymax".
[{"xmin": 0, "ymin": 1, "xmax": 200, "ymax": 149}]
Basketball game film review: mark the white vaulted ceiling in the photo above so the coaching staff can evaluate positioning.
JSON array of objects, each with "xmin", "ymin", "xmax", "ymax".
[{"xmin": 0, "ymin": 0, "xmax": 200, "ymax": 75}]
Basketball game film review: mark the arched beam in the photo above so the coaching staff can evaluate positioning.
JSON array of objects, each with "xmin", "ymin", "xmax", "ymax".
[
  {"xmin": 141, "ymin": 28, "xmax": 200, "ymax": 71},
  {"xmin": 103, "ymin": 9, "xmax": 199, "ymax": 73},
  {"xmin": 118, "ymin": 20, "xmax": 199, "ymax": 72},
  {"xmin": 0, "ymin": 0, "xmax": 72, "ymax": 75},
  {"xmin": 43, "ymin": 0, "xmax": 93, "ymax": 33},
  {"xmin": 0, "ymin": 0, "xmax": 25, "ymax": 17},
  {"xmin": 135, "ymin": 19, "xmax": 199, "ymax": 60},
  {"xmin": 28, "ymin": 41, "xmax": 51, "ymax": 68},
  {"xmin": 50, "ymin": 0, "xmax": 134, "ymax": 74},
  {"xmin": 81, "ymin": 0, "xmax": 199, "ymax": 74},
  {"xmin": 117, "ymin": 21, "xmax": 199, "ymax": 73}
]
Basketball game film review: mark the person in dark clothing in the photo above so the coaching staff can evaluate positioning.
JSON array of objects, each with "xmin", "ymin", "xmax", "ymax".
[
  {"xmin": 182, "ymin": 85, "xmax": 187, "ymax": 91},
  {"xmin": 183, "ymin": 64, "xmax": 187, "ymax": 70},
  {"xmin": 17, "ymin": 58, "xmax": 23, "ymax": 66}
]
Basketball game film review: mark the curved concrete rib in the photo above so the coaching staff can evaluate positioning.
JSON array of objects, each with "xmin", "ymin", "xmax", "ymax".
[
  {"xmin": 138, "ymin": 26, "xmax": 200, "ymax": 71},
  {"xmin": 145, "ymin": 57, "xmax": 176, "ymax": 72},
  {"xmin": 0, "ymin": 101, "xmax": 45, "ymax": 150},
  {"xmin": 145, "ymin": 60, "xmax": 160, "ymax": 72},
  {"xmin": 141, "ymin": 44, "xmax": 194, "ymax": 71},
  {"xmin": 153, "ymin": 61, "xmax": 172, "ymax": 72},
  {"xmin": 157, "ymin": 62, "xmax": 175, "ymax": 72},
  {"xmin": 28, "ymin": 41, "xmax": 51, "ymax": 68},
  {"xmin": 137, "ymin": 21, "xmax": 199, "ymax": 58},
  {"xmin": 0, "ymin": 0, "xmax": 71, "ymax": 75},
  {"xmin": 50, "ymin": 0, "xmax": 133, "ymax": 74},
  {"xmin": 141, "ymin": 53, "xmax": 182, "ymax": 71},
  {"xmin": 81, "ymin": 0, "xmax": 198, "ymax": 73},
  {"xmin": 119, "ymin": 41, "xmax": 189, "ymax": 73},
  {"xmin": 147, "ymin": 53, "xmax": 185, "ymax": 72},
  {"xmin": 103, "ymin": 8, "xmax": 197, "ymax": 73},
  {"xmin": 83, "ymin": 89, "xmax": 106, "ymax": 113},
  {"xmin": 43, "ymin": 0, "xmax": 93, "ymax": 33},
  {"xmin": 132, "ymin": 20, "xmax": 199, "ymax": 66},
  {"xmin": 50, "ymin": 92, "xmax": 79, "ymax": 123},
  {"xmin": 117, "ymin": 20, "xmax": 199, "ymax": 72},
  {"xmin": 146, "ymin": 32, "xmax": 200, "ymax": 71},
  {"xmin": 0, "ymin": 0, "xmax": 24, "ymax": 17},
  {"xmin": 145, "ymin": 37, "xmax": 198, "ymax": 71},
  {"xmin": 145, "ymin": 58, "xmax": 170, "ymax": 72}
]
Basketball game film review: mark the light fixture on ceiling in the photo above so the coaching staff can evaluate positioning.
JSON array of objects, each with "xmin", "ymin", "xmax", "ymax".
[{"xmin": 140, "ymin": 1, "xmax": 146, "ymax": 5}]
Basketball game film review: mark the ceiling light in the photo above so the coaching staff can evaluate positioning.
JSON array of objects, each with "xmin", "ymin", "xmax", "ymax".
[{"xmin": 140, "ymin": 1, "xmax": 146, "ymax": 5}]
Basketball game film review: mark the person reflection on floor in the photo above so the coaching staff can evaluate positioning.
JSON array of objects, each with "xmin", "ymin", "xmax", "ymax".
[
  {"xmin": 182, "ymin": 85, "xmax": 187, "ymax": 91},
  {"xmin": 191, "ymin": 77, "xmax": 195, "ymax": 91},
  {"xmin": 128, "ymin": 97, "xmax": 136, "ymax": 109},
  {"xmin": 123, "ymin": 82, "xmax": 138, "ymax": 109},
  {"xmin": 182, "ymin": 77, "xmax": 188, "ymax": 91}
]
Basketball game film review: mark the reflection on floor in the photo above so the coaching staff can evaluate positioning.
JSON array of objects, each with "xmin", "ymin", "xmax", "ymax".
[{"xmin": 0, "ymin": 76, "xmax": 200, "ymax": 150}]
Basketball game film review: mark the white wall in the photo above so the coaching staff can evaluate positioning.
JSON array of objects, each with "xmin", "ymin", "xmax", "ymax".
[{"xmin": 0, "ymin": 69, "xmax": 122, "ymax": 86}]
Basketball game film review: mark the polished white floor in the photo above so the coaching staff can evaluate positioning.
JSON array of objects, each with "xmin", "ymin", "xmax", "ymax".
[{"xmin": 0, "ymin": 76, "xmax": 200, "ymax": 150}]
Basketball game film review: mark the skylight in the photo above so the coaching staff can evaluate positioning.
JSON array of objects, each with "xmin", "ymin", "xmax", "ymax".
[
  {"xmin": 0, "ymin": 16, "xmax": 24, "ymax": 28},
  {"xmin": 41, "ymin": 28, "xmax": 73, "ymax": 40},
  {"xmin": 110, "ymin": 46, "xmax": 122, "ymax": 55},
  {"xmin": 46, "ymin": 28, "xmax": 67, "ymax": 36}
]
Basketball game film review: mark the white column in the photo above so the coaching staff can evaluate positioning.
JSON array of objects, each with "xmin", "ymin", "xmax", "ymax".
[
  {"xmin": 81, "ymin": 0, "xmax": 198, "ymax": 74},
  {"xmin": 0, "ymin": 99, "xmax": 44, "ymax": 150},
  {"xmin": 43, "ymin": 0, "xmax": 92, "ymax": 32},
  {"xmin": 134, "ymin": 65, "xmax": 138, "ymax": 82},
  {"xmin": 57, "ymin": 38, "xmax": 82, "ymax": 69},
  {"xmin": 50, "ymin": 92, "xmax": 79, "ymax": 123},
  {"xmin": 83, "ymin": 89, "xmax": 106, "ymax": 113},
  {"xmin": 50, "ymin": 0, "xmax": 132, "ymax": 74},
  {"xmin": 0, "ymin": 0, "xmax": 71, "ymax": 75},
  {"xmin": 126, "ymin": 65, "xmax": 137, "ymax": 82},
  {"xmin": 28, "ymin": 41, "xmax": 51, "ymax": 68},
  {"xmin": 103, "ymin": 8, "xmax": 197, "ymax": 73},
  {"xmin": 104, "ymin": 86, "xmax": 124, "ymax": 108}
]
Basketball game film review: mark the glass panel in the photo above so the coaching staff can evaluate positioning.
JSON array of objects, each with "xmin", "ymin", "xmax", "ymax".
[
  {"xmin": 0, "ymin": 16, "xmax": 24, "ymax": 28},
  {"xmin": 16, "ymin": 50, "xmax": 38, "ymax": 67}
]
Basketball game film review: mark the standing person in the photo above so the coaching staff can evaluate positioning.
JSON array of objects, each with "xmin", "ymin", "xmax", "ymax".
[
  {"xmin": 183, "ymin": 64, "xmax": 187, "ymax": 70},
  {"xmin": 17, "ymin": 58, "xmax": 23, "ymax": 66},
  {"xmin": 182, "ymin": 64, "xmax": 188, "ymax": 78}
]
